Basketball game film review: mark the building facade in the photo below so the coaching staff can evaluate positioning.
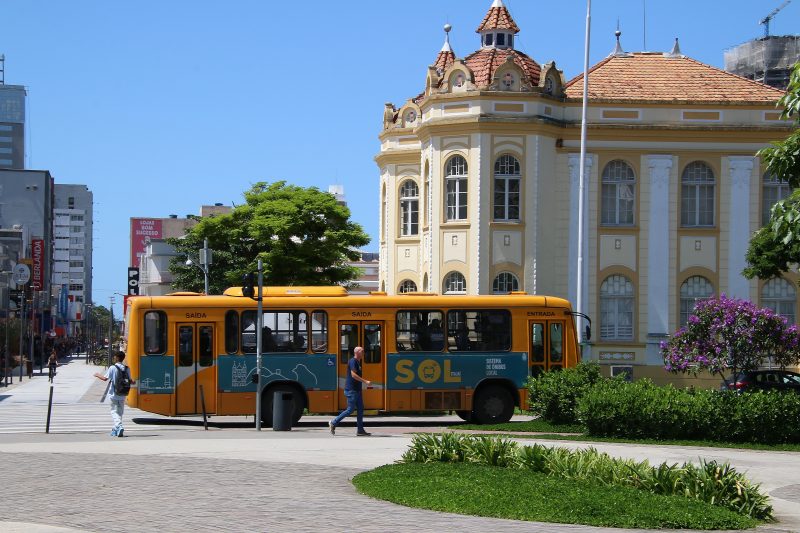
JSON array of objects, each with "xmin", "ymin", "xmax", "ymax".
[
  {"xmin": 53, "ymin": 184, "xmax": 93, "ymax": 335},
  {"xmin": 725, "ymin": 35, "xmax": 800, "ymax": 91},
  {"xmin": 0, "ymin": 81, "xmax": 25, "ymax": 170},
  {"xmin": 376, "ymin": 0, "xmax": 792, "ymax": 384}
]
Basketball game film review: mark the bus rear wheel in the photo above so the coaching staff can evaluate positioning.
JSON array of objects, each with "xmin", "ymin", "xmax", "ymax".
[
  {"xmin": 472, "ymin": 386, "xmax": 514, "ymax": 425},
  {"xmin": 260, "ymin": 384, "xmax": 305, "ymax": 427}
]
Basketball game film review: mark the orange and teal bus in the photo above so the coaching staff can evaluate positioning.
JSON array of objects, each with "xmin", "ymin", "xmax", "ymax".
[{"xmin": 123, "ymin": 286, "xmax": 584, "ymax": 425}]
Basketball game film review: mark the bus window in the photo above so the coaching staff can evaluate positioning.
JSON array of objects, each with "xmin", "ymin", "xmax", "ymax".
[
  {"xmin": 340, "ymin": 324, "xmax": 358, "ymax": 363},
  {"xmin": 241, "ymin": 311, "xmax": 257, "ymax": 353},
  {"xmin": 531, "ymin": 323, "xmax": 545, "ymax": 362},
  {"xmin": 364, "ymin": 324, "xmax": 381, "ymax": 363},
  {"xmin": 143, "ymin": 311, "xmax": 167, "ymax": 355},
  {"xmin": 447, "ymin": 310, "xmax": 511, "ymax": 352},
  {"xmin": 396, "ymin": 310, "xmax": 444, "ymax": 351},
  {"xmin": 263, "ymin": 311, "xmax": 308, "ymax": 352},
  {"xmin": 178, "ymin": 326, "xmax": 193, "ymax": 366},
  {"xmin": 311, "ymin": 311, "xmax": 328, "ymax": 353},
  {"xmin": 199, "ymin": 326, "xmax": 213, "ymax": 367},
  {"xmin": 225, "ymin": 311, "xmax": 239, "ymax": 354},
  {"xmin": 550, "ymin": 323, "xmax": 563, "ymax": 364}
]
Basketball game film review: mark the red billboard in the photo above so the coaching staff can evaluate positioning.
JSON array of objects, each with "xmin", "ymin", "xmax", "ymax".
[
  {"xmin": 130, "ymin": 218, "xmax": 163, "ymax": 267},
  {"xmin": 31, "ymin": 238, "xmax": 44, "ymax": 291}
]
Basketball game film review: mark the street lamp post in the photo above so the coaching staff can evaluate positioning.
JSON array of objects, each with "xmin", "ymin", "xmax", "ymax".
[{"xmin": 186, "ymin": 238, "xmax": 212, "ymax": 295}]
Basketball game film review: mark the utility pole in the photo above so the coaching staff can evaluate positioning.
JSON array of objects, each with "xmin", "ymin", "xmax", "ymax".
[
  {"xmin": 200, "ymin": 238, "xmax": 212, "ymax": 295},
  {"xmin": 18, "ymin": 290, "xmax": 25, "ymax": 381},
  {"xmin": 107, "ymin": 296, "xmax": 115, "ymax": 367}
]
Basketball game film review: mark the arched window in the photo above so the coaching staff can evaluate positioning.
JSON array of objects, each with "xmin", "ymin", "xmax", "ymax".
[
  {"xmin": 681, "ymin": 162, "xmax": 715, "ymax": 227},
  {"xmin": 601, "ymin": 160, "xmax": 635, "ymax": 225},
  {"xmin": 762, "ymin": 172, "xmax": 792, "ymax": 227},
  {"xmin": 445, "ymin": 155, "xmax": 468, "ymax": 221},
  {"xmin": 423, "ymin": 273, "xmax": 429, "ymax": 292},
  {"xmin": 493, "ymin": 155, "xmax": 521, "ymax": 221},
  {"xmin": 443, "ymin": 271, "xmax": 466, "ymax": 294},
  {"xmin": 762, "ymin": 278, "xmax": 796, "ymax": 324},
  {"xmin": 599, "ymin": 275, "xmax": 634, "ymax": 340},
  {"xmin": 492, "ymin": 272, "xmax": 519, "ymax": 294},
  {"xmin": 424, "ymin": 162, "xmax": 431, "ymax": 226},
  {"xmin": 679, "ymin": 276, "xmax": 714, "ymax": 327},
  {"xmin": 399, "ymin": 180, "xmax": 419, "ymax": 236},
  {"xmin": 398, "ymin": 280, "xmax": 417, "ymax": 294}
]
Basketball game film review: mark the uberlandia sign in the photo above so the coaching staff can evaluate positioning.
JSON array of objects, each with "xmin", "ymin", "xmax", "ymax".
[{"xmin": 31, "ymin": 239, "xmax": 44, "ymax": 291}]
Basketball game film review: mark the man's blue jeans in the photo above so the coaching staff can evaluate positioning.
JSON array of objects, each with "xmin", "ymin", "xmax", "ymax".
[{"xmin": 331, "ymin": 390, "xmax": 364, "ymax": 431}]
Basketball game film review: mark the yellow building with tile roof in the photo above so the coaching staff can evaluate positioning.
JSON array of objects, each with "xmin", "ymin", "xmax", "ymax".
[{"xmin": 375, "ymin": 0, "xmax": 793, "ymax": 386}]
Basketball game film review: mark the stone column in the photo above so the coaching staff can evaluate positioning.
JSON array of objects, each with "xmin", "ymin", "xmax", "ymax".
[
  {"xmin": 727, "ymin": 156, "xmax": 754, "ymax": 300},
  {"xmin": 646, "ymin": 155, "xmax": 673, "ymax": 364}
]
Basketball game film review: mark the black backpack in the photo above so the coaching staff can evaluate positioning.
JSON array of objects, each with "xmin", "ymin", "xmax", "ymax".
[{"xmin": 114, "ymin": 364, "xmax": 132, "ymax": 396}]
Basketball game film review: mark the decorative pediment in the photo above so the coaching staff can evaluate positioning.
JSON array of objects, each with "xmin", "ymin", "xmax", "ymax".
[
  {"xmin": 489, "ymin": 56, "xmax": 533, "ymax": 92},
  {"xmin": 399, "ymin": 102, "xmax": 422, "ymax": 128},
  {"xmin": 441, "ymin": 61, "xmax": 476, "ymax": 93},
  {"xmin": 539, "ymin": 61, "xmax": 565, "ymax": 97}
]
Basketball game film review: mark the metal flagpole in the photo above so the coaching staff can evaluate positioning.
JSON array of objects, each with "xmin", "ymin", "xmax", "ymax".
[{"xmin": 577, "ymin": 0, "xmax": 591, "ymax": 341}]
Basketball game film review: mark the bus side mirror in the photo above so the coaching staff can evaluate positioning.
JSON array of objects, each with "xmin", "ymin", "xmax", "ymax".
[{"xmin": 584, "ymin": 325, "xmax": 591, "ymax": 342}]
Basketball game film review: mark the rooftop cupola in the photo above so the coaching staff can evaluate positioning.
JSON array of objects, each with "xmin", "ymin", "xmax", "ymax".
[
  {"xmin": 476, "ymin": 0, "xmax": 520, "ymax": 50},
  {"xmin": 433, "ymin": 24, "xmax": 456, "ymax": 74}
]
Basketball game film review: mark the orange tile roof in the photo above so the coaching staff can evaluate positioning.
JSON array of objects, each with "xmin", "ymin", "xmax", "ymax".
[
  {"xmin": 464, "ymin": 48, "xmax": 540, "ymax": 87},
  {"xmin": 564, "ymin": 52, "xmax": 784, "ymax": 103},
  {"xmin": 476, "ymin": 3, "xmax": 520, "ymax": 33},
  {"xmin": 433, "ymin": 50, "xmax": 456, "ymax": 74}
]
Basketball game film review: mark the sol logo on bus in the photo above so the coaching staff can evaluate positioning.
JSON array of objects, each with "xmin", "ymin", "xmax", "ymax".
[{"xmin": 394, "ymin": 359, "xmax": 462, "ymax": 384}]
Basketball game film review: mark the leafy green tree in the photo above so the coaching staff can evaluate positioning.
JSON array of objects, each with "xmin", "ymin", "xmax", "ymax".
[
  {"xmin": 168, "ymin": 181, "xmax": 371, "ymax": 293},
  {"xmin": 744, "ymin": 63, "xmax": 800, "ymax": 279}
]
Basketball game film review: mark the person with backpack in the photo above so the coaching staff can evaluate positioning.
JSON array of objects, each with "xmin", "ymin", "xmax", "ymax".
[{"xmin": 93, "ymin": 351, "xmax": 135, "ymax": 437}]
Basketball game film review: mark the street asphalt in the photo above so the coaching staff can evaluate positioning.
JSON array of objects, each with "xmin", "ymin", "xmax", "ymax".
[{"xmin": 0, "ymin": 355, "xmax": 798, "ymax": 532}]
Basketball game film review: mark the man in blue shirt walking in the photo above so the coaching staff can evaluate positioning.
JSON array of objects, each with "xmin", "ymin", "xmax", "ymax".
[{"xmin": 329, "ymin": 346, "xmax": 371, "ymax": 436}]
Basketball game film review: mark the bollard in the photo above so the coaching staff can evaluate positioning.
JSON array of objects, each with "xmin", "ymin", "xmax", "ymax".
[
  {"xmin": 272, "ymin": 391, "xmax": 293, "ymax": 431},
  {"xmin": 45, "ymin": 385, "xmax": 54, "ymax": 433},
  {"xmin": 199, "ymin": 384, "xmax": 208, "ymax": 431}
]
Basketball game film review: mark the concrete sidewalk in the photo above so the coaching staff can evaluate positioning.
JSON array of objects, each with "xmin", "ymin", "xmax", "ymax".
[{"xmin": 0, "ymin": 354, "xmax": 107, "ymax": 405}]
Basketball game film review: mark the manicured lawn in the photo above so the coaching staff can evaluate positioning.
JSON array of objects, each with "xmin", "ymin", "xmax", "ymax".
[
  {"xmin": 449, "ymin": 420, "xmax": 800, "ymax": 452},
  {"xmin": 353, "ymin": 462, "xmax": 759, "ymax": 530}
]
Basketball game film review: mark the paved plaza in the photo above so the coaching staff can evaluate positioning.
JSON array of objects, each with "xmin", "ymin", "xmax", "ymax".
[{"xmin": 0, "ymin": 357, "xmax": 798, "ymax": 533}]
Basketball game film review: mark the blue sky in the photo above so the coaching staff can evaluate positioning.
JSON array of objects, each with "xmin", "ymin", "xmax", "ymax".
[{"xmin": 1, "ymin": 0, "xmax": 796, "ymax": 315}]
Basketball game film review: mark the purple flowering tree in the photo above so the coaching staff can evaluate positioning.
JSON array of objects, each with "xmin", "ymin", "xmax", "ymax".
[{"xmin": 660, "ymin": 294, "xmax": 800, "ymax": 385}]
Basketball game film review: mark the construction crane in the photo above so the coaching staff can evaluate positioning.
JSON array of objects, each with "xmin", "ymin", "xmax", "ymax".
[{"xmin": 760, "ymin": 0, "xmax": 791, "ymax": 38}]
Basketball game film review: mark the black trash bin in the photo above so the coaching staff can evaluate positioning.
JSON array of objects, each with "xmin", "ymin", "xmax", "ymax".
[{"xmin": 272, "ymin": 391, "xmax": 293, "ymax": 431}]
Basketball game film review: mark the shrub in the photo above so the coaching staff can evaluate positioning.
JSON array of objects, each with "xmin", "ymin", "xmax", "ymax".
[
  {"xmin": 577, "ymin": 379, "xmax": 714, "ymax": 440},
  {"xmin": 400, "ymin": 434, "xmax": 773, "ymax": 520},
  {"xmin": 577, "ymin": 379, "xmax": 800, "ymax": 445},
  {"xmin": 527, "ymin": 361, "xmax": 602, "ymax": 424}
]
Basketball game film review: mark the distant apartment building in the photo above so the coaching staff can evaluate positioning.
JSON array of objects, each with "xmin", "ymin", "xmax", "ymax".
[
  {"xmin": 348, "ymin": 251, "xmax": 380, "ymax": 294},
  {"xmin": 725, "ymin": 35, "xmax": 800, "ymax": 90},
  {"xmin": 53, "ymin": 184, "xmax": 93, "ymax": 335},
  {"xmin": 0, "ymin": 57, "xmax": 26, "ymax": 169},
  {"xmin": 0, "ymin": 169, "xmax": 54, "ymax": 328}
]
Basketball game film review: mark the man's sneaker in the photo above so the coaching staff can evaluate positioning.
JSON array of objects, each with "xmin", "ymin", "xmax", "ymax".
[
  {"xmin": 117, "ymin": 428, "xmax": 124, "ymax": 438},
  {"xmin": 328, "ymin": 421, "xmax": 335, "ymax": 435},
  {"xmin": 356, "ymin": 431, "xmax": 372, "ymax": 436},
  {"xmin": 109, "ymin": 429, "xmax": 118, "ymax": 437}
]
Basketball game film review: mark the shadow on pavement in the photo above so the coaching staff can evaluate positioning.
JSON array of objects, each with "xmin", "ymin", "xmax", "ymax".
[{"xmin": 132, "ymin": 417, "xmax": 464, "ymax": 430}]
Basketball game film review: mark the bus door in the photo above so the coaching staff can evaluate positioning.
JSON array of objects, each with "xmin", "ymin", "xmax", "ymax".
[
  {"xmin": 176, "ymin": 323, "xmax": 217, "ymax": 415},
  {"xmin": 338, "ymin": 321, "xmax": 384, "ymax": 411},
  {"xmin": 529, "ymin": 320, "xmax": 565, "ymax": 377}
]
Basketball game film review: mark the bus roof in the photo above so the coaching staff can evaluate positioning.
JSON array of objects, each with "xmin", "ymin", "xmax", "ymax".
[{"xmin": 128, "ymin": 287, "xmax": 573, "ymax": 312}]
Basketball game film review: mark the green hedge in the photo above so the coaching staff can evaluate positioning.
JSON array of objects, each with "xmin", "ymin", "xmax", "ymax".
[
  {"xmin": 577, "ymin": 379, "xmax": 800, "ymax": 444},
  {"xmin": 527, "ymin": 362, "xmax": 602, "ymax": 424}
]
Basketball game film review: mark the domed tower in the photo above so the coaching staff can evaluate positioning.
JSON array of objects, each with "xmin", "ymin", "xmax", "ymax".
[{"xmin": 377, "ymin": 0, "xmax": 567, "ymax": 301}]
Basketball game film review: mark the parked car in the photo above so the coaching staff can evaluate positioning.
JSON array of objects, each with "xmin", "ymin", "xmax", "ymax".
[{"xmin": 721, "ymin": 370, "xmax": 800, "ymax": 393}]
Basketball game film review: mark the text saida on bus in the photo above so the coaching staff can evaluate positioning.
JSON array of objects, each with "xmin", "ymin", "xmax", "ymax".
[{"xmin": 122, "ymin": 286, "xmax": 585, "ymax": 425}]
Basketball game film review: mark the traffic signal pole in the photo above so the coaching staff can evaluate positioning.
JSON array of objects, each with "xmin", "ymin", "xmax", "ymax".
[{"xmin": 254, "ymin": 260, "xmax": 264, "ymax": 431}]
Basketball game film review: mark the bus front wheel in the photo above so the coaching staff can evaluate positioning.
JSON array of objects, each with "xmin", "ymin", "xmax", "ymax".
[
  {"xmin": 472, "ymin": 386, "xmax": 514, "ymax": 425},
  {"xmin": 260, "ymin": 384, "xmax": 305, "ymax": 427}
]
